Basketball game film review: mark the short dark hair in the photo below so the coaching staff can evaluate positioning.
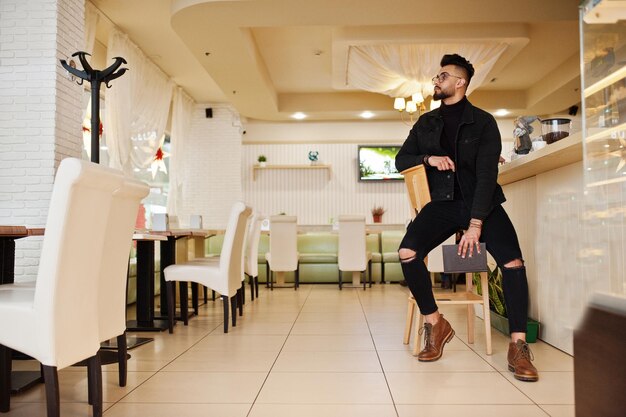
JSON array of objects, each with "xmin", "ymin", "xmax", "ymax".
[{"xmin": 440, "ymin": 54, "xmax": 475, "ymax": 86}]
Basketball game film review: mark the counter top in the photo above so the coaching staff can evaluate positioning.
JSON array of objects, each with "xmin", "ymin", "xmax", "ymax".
[{"xmin": 498, "ymin": 131, "xmax": 583, "ymax": 185}]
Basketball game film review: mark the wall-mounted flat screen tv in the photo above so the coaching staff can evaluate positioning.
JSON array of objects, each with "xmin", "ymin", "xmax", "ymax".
[{"xmin": 358, "ymin": 145, "xmax": 403, "ymax": 181}]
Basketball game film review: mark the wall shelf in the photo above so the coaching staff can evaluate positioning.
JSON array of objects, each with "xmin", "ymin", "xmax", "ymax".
[{"xmin": 253, "ymin": 164, "xmax": 332, "ymax": 180}]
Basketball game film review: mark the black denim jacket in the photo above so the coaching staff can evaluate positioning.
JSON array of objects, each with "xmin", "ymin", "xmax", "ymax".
[{"xmin": 395, "ymin": 99, "xmax": 505, "ymax": 220}]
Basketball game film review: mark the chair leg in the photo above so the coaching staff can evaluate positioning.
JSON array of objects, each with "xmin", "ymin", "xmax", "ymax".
[
  {"xmin": 295, "ymin": 263, "xmax": 300, "ymax": 289},
  {"xmin": 413, "ymin": 314, "xmax": 424, "ymax": 356},
  {"xmin": 204, "ymin": 285, "xmax": 208, "ymax": 303},
  {"xmin": 166, "ymin": 281, "xmax": 175, "ymax": 333},
  {"xmin": 222, "ymin": 295, "xmax": 229, "ymax": 333},
  {"xmin": 238, "ymin": 287, "xmax": 243, "ymax": 316},
  {"xmin": 403, "ymin": 298, "xmax": 415, "ymax": 345},
  {"xmin": 241, "ymin": 282, "xmax": 246, "ymax": 306},
  {"xmin": 86, "ymin": 355, "xmax": 102, "ymax": 417},
  {"xmin": 191, "ymin": 282, "xmax": 199, "ymax": 315},
  {"xmin": 368, "ymin": 260, "xmax": 373, "ymax": 288},
  {"xmin": 254, "ymin": 275, "xmax": 259, "ymax": 298},
  {"xmin": 116, "ymin": 333, "xmax": 127, "ymax": 387},
  {"xmin": 266, "ymin": 262, "xmax": 270, "ymax": 288},
  {"xmin": 270, "ymin": 269, "xmax": 274, "ymax": 291},
  {"xmin": 42, "ymin": 365, "xmax": 61, "ymax": 417},
  {"xmin": 480, "ymin": 272, "xmax": 493, "ymax": 355},
  {"xmin": 363, "ymin": 270, "xmax": 366, "ymax": 290},
  {"xmin": 381, "ymin": 262, "xmax": 385, "ymax": 284},
  {"xmin": 248, "ymin": 274, "xmax": 255, "ymax": 301},
  {"xmin": 230, "ymin": 295, "xmax": 237, "ymax": 327},
  {"xmin": 212, "ymin": 290, "xmax": 216, "ymax": 301},
  {"xmin": 338, "ymin": 269, "xmax": 342, "ymax": 290},
  {"xmin": 0, "ymin": 344, "xmax": 12, "ymax": 412},
  {"xmin": 181, "ymin": 282, "xmax": 189, "ymax": 326}
]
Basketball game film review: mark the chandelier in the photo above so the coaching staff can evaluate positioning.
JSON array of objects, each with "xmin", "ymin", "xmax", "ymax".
[{"xmin": 394, "ymin": 92, "xmax": 441, "ymax": 125}]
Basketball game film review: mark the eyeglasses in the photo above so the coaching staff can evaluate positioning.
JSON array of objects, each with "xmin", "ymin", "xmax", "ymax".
[{"xmin": 431, "ymin": 72, "xmax": 463, "ymax": 84}]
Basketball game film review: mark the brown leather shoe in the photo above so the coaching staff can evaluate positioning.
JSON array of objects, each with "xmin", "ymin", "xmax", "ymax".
[
  {"xmin": 417, "ymin": 314, "xmax": 455, "ymax": 362},
  {"xmin": 508, "ymin": 339, "xmax": 539, "ymax": 382}
]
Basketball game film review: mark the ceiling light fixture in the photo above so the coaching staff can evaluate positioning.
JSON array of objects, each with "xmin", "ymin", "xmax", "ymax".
[
  {"xmin": 394, "ymin": 93, "xmax": 426, "ymax": 125},
  {"xmin": 494, "ymin": 109, "xmax": 510, "ymax": 117},
  {"xmin": 360, "ymin": 111, "xmax": 375, "ymax": 119},
  {"xmin": 291, "ymin": 112, "xmax": 307, "ymax": 120}
]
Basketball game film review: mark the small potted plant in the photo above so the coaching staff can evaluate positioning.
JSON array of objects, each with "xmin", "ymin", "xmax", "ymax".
[
  {"xmin": 257, "ymin": 155, "xmax": 267, "ymax": 167},
  {"xmin": 371, "ymin": 205, "xmax": 386, "ymax": 223}
]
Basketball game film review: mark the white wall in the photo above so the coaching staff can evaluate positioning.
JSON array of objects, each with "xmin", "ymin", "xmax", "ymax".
[
  {"xmin": 0, "ymin": 0, "xmax": 84, "ymax": 280},
  {"xmin": 177, "ymin": 104, "xmax": 243, "ymax": 228}
]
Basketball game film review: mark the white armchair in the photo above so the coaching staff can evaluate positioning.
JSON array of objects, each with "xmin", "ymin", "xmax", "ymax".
[
  {"xmin": 338, "ymin": 215, "xmax": 372, "ymax": 290},
  {"xmin": 164, "ymin": 202, "xmax": 252, "ymax": 333},
  {"xmin": 0, "ymin": 158, "xmax": 124, "ymax": 417},
  {"xmin": 244, "ymin": 212, "xmax": 264, "ymax": 300},
  {"xmin": 266, "ymin": 215, "xmax": 299, "ymax": 290}
]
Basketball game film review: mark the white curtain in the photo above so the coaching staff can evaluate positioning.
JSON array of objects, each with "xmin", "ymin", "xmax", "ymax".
[
  {"xmin": 166, "ymin": 87, "xmax": 195, "ymax": 216},
  {"xmin": 347, "ymin": 43, "xmax": 508, "ymax": 99},
  {"xmin": 104, "ymin": 28, "xmax": 174, "ymax": 175},
  {"xmin": 84, "ymin": 2, "xmax": 99, "ymax": 55}
]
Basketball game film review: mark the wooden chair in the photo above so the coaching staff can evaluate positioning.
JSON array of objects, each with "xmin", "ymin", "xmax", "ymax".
[{"xmin": 400, "ymin": 165, "xmax": 492, "ymax": 355}]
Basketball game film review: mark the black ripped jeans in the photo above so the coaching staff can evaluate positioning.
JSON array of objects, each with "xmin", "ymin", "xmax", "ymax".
[{"xmin": 399, "ymin": 199, "xmax": 529, "ymax": 334}]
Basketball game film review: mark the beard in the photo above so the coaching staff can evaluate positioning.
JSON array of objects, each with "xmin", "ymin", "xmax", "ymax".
[{"xmin": 433, "ymin": 88, "xmax": 451, "ymax": 101}]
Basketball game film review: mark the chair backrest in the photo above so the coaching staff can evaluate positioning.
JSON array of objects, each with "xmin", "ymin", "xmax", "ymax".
[
  {"xmin": 98, "ymin": 178, "xmax": 149, "ymax": 341},
  {"xmin": 268, "ymin": 215, "xmax": 298, "ymax": 271},
  {"xmin": 244, "ymin": 211, "xmax": 264, "ymax": 277},
  {"xmin": 338, "ymin": 215, "xmax": 367, "ymax": 271},
  {"xmin": 33, "ymin": 158, "xmax": 123, "ymax": 368},
  {"xmin": 218, "ymin": 201, "xmax": 252, "ymax": 296},
  {"xmin": 401, "ymin": 164, "xmax": 431, "ymax": 217}
]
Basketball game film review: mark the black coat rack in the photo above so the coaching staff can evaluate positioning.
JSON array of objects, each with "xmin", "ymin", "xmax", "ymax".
[{"xmin": 60, "ymin": 52, "xmax": 128, "ymax": 163}]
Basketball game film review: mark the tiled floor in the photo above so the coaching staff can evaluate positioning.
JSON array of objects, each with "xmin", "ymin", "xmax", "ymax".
[{"xmin": 7, "ymin": 284, "xmax": 575, "ymax": 416}]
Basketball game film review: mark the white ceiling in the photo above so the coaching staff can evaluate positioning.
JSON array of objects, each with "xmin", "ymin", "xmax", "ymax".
[{"xmin": 90, "ymin": 0, "xmax": 582, "ymax": 122}]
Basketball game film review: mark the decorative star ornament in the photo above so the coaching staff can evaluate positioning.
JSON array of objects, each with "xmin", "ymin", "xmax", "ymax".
[{"xmin": 150, "ymin": 146, "xmax": 170, "ymax": 179}]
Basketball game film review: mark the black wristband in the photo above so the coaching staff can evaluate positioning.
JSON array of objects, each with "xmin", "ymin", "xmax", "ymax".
[{"xmin": 423, "ymin": 155, "xmax": 430, "ymax": 166}]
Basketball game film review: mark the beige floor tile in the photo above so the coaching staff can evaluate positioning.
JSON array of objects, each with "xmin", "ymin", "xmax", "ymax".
[
  {"xmin": 501, "ymin": 371, "xmax": 575, "ymax": 405},
  {"xmin": 290, "ymin": 321, "xmax": 370, "ymax": 335},
  {"xmin": 120, "ymin": 372, "xmax": 267, "ymax": 403},
  {"xmin": 397, "ymin": 404, "xmax": 550, "ymax": 417},
  {"xmin": 0, "ymin": 402, "xmax": 115, "ymax": 417},
  {"xmin": 257, "ymin": 372, "xmax": 392, "ymax": 404},
  {"xmin": 273, "ymin": 351, "xmax": 382, "ymax": 372},
  {"xmin": 189, "ymin": 334, "xmax": 287, "ymax": 352},
  {"xmin": 372, "ymin": 334, "xmax": 470, "ymax": 352},
  {"xmin": 13, "ymin": 371, "xmax": 154, "ymax": 404},
  {"xmin": 104, "ymin": 403, "xmax": 251, "ymax": 417},
  {"xmin": 378, "ymin": 350, "xmax": 495, "ymax": 372},
  {"xmin": 539, "ymin": 405, "xmax": 576, "ymax": 417},
  {"xmin": 296, "ymin": 311, "xmax": 366, "ymax": 323},
  {"xmin": 209, "ymin": 321, "xmax": 294, "ymax": 335},
  {"xmin": 386, "ymin": 372, "xmax": 532, "ymax": 404},
  {"xmin": 163, "ymin": 350, "xmax": 278, "ymax": 372},
  {"xmin": 282, "ymin": 335, "xmax": 375, "ymax": 352},
  {"xmin": 249, "ymin": 404, "xmax": 398, "ymax": 417}
]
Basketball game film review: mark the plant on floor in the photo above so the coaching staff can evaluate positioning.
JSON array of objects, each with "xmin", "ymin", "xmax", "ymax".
[{"xmin": 473, "ymin": 265, "xmax": 506, "ymax": 316}]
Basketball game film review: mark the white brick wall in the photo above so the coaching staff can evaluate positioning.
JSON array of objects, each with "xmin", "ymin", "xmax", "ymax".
[
  {"xmin": 179, "ymin": 104, "xmax": 243, "ymax": 228},
  {"xmin": 0, "ymin": 0, "xmax": 84, "ymax": 280}
]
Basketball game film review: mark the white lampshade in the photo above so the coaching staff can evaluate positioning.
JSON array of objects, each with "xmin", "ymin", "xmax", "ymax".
[
  {"xmin": 405, "ymin": 100, "xmax": 417, "ymax": 114},
  {"xmin": 394, "ymin": 97, "xmax": 406, "ymax": 111},
  {"xmin": 412, "ymin": 92, "xmax": 424, "ymax": 104}
]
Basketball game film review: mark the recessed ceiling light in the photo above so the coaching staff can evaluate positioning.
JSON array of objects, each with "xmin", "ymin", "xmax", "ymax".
[
  {"xmin": 494, "ymin": 109, "xmax": 510, "ymax": 117},
  {"xmin": 360, "ymin": 111, "xmax": 374, "ymax": 119},
  {"xmin": 291, "ymin": 112, "xmax": 307, "ymax": 120}
]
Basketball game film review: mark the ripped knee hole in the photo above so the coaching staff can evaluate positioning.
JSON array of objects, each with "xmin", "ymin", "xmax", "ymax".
[{"xmin": 502, "ymin": 258, "xmax": 524, "ymax": 269}]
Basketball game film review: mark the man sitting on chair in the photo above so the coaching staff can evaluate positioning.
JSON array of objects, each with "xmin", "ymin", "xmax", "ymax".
[{"xmin": 395, "ymin": 53, "xmax": 538, "ymax": 382}]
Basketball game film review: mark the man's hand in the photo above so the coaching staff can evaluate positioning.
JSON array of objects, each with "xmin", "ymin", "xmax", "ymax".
[
  {"xmin": 458, "ymin": 222, "xmax": 482, "ymax": 258},
  {"xmin": 427, "ymin": 156, "xmax": 455, "ymax": 171}
]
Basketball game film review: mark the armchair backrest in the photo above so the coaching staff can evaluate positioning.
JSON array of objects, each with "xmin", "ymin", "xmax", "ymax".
[
  {"xmin": 244, "ymin": 211, "xmax": 264, "ymax": 277},
  {"xmin": 219, "ymin": 202, "xmax": 252, "ymax": 296},
  {"xmin": 98, "ymin": 178, "xmax": 149, "ymax": 341},
  {"xmin": 33, "ymin": 158, "xmax": 123, "ymax": 368},
  {"xmin": 269, "ymin": 215, "xmax": 298, "ymax": 271},
  {"xmin": 338, "ymin": 215, "xmax": 367, "ymax": 271}
]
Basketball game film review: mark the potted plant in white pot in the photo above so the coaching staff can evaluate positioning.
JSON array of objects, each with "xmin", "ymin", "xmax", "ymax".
[{"xmin": 257, "ymin": 155, "xmax": 267, "ymax": 167}]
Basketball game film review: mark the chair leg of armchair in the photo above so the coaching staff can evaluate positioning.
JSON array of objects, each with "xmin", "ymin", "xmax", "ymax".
[
  {"xmin": 86, "ymin": 355, "xmax": 102, "ymax": 417},
  {"xmin": 191, "ymin": 282, "xmax": 199, "ymax": 315},
  {"xmin": 241, "ymin": 283, "xmax": 246, "ymax": 306},
  {"xmin": 166, "ymin": 281, "xmax": 175, "ymax": 334},
  {"xmin": 42, "ymin": 365, "xmax": 61, "ymax": 417},
  {"xmin": 381, "ymin": 262, "xmax": 385, "ymax": 284},
  {"xmin": 248, "ymin": 274, "xmax": 255, "ymax": 301},
  {"xmin": 338, "ymin": 269, "xmax": 342, "ymax": 290},
  {"xmin": 238, "ymin": 287, "xmax": 243, "ymax": 317},
  {"xmin": 0, "ymin": 344, "xmax": 12, "ymax": 412},
  {"xmin": 266, "ymin": 262, "xmax": 270, "ymax": 288},
  {"xmin": 204, "ymin": 285, "xmax": 208, "ymax": 303},
  {"xmin": 116, "ymin": 333, "xmax": 127, "ymax": 387},
  {"xmin": 222, "ymin": 295, "xmax": 229, "ymax": 333},
  {"xmin": 368, "ymin": 260, "xmax": 373, "ymax": 288},
  {"xmin": 362, "ymin": 270, "xmax": 366, "ymax": 291},
  {"xmin": 295, "ymin": 265, "xmax": 300, "ymax": 290},
  {"xmin": 231, "ymin": 295, "xmax": 237, "ymax": 327},
  {"xmin": 180, "ymin": 282, "xmax": 189, "ymax": 326},
  {"xmin": 255, "ymin": 276, "xmax": 259, "ymax": 298}
]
